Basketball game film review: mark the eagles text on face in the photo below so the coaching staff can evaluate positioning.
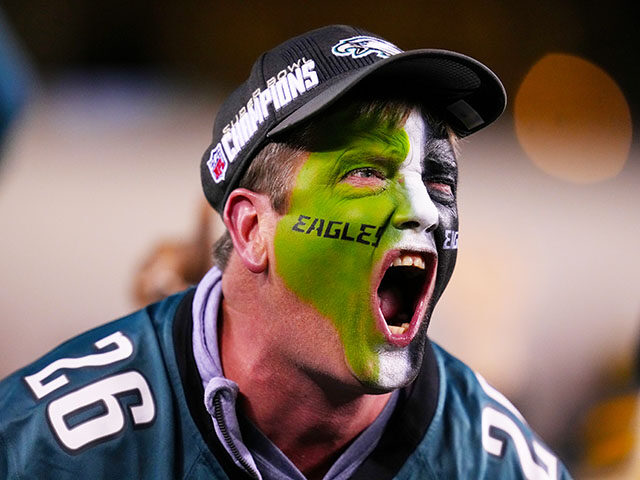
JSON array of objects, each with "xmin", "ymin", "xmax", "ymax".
[{"xmin": 291, "ymin": 214, "xmax": 385, "ymax": 248}]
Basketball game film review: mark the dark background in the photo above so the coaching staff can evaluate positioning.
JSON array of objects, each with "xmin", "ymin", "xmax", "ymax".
[{"xmin": 3, "ymin": 0, "xmax": 638, "ymax": 133}]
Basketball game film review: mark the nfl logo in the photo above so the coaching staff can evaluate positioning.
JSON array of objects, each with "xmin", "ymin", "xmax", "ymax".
[{"xmin": 207, "ymin": 143, "xmax": 228, "ymax": 184}]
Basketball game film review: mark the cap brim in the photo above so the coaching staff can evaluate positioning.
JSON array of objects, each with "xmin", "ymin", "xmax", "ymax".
[{"xmin": 267, "ymin": 49, "xmax": 506, "ymax": 138}]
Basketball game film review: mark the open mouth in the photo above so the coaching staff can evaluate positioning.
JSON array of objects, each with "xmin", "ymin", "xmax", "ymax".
[{"xmin": 375, "ymin": 251, "xmax": 437, "ymax": 346}]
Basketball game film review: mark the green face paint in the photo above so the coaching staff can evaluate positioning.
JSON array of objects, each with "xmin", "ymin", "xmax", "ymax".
[{"xmin": 273, "ymin": 107, "xmax": 438, "ymax": 387}]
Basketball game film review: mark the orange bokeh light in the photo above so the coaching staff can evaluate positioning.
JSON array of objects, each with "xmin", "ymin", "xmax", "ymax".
[{"xmin": 515, "ymin": 53, "xmax": 632, "ymax": 183}]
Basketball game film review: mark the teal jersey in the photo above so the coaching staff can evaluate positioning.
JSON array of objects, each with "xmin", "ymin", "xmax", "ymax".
[{"xmin": 0, "ymin": 290, "xmax": 572, "ymax": 479}]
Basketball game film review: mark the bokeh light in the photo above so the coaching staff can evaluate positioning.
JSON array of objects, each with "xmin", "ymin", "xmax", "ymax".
[{"xmin": 514, "ymin": 53, "xmax": 632, "ymax": 183}]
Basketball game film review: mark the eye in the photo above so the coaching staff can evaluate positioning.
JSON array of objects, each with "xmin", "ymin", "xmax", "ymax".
[
  {"xmin": 426, "ymin": 181, "xmax": 453, "ymax": 197},
  {"xmin": 422, "ymin": 156, "xmax": 457, "ymax": 201},
  {"xmin": 341, "ymin": 167, "xmax": 387, "ymax": 188}
]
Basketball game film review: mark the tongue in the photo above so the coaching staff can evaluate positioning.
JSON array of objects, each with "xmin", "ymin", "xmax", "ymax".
[{"xmin": 379, "ymin": 287, "xmax": 402, "ymax": 322}]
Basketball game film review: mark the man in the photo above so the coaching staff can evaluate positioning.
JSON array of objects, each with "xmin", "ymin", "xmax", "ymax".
[{"xmin": 0, "ymin": 25, "xmax": 572, "ymax": 479}]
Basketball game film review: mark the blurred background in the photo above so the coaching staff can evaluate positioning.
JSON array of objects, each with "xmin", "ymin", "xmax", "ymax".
[{"xmin": 0, "ymin": 0, "xmax": 638, "ymax": 476}]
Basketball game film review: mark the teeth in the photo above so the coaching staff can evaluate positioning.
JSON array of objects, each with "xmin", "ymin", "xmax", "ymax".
[
  {"xmin": 391, "ymin": 255, "xmax": 425, "ymax": 269},
  {"xmin": 388, "ymin": 323, "xmax": 410, "ymax": 335}
]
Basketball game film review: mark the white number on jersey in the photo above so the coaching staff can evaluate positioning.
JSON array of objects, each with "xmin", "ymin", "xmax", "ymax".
[
  {"xmin": 47, "ymin": 370, "xmax": 155, "ymax": 451},
  {"xmin": 477, "ymin": 373, "xmax": 558, "ymax": 480},
  {"xmin": 23, "ymin": 331, "xmax": 156, "ymax": 452},
  {"xmin": 24, "ymin": 331, "xmax": 134, "ymax": 399}
]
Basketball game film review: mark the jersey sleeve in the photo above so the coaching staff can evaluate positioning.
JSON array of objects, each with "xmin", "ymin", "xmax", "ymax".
[
  {"xmin": 0, "ymin": 297, "xmax": 187, "ymax": 479},
  {"xmin": 421, "ymin": 343, "xmax": 574, "ymax": 479},
  {"xmin": 473, "ymin": 370, "xmax": 573, "ymax": 479}
]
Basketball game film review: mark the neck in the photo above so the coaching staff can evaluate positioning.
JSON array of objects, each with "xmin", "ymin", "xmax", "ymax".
[{"xmin": 218, "ymin": 261, "xmax": 392, "ymax": 478}]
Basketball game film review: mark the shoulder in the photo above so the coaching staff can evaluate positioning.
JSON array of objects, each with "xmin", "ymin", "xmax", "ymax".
[
  {"xmin": 408, "ymin": 343, "xmax": 573, "ymax": 479},
  {"xmin": 0, "ymin": 290, "xmax": 213, "ymax": 479}
]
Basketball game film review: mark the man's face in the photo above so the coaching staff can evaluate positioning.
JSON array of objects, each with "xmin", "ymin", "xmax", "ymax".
[{"xmin": 272, "ymin": 105, "xmax": 458, "ymax": 391}]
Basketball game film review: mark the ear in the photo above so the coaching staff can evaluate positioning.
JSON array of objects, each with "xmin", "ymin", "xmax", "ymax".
[{"xmin": 223, "ymin": 188, "xmax": 272, "ymax": 273}]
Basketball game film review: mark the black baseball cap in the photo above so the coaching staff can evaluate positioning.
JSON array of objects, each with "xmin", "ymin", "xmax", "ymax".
[{"xmin": 201, "ymin": 24, "xmax": 506, "ymax": 214}]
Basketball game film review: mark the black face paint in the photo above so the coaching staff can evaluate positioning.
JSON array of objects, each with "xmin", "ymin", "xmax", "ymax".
[{"xmin": 424, "ymin": 138, "xmax": 459, "ymax": 318}]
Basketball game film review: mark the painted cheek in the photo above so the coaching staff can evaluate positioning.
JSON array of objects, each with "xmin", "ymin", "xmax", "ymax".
[
  {"xmin": 274, "ymin": 185, "xmax": 393, "ymax": 380},
  {"xmin": 273, "ymin": 125, "xmax": 411, "ymax": 382}
]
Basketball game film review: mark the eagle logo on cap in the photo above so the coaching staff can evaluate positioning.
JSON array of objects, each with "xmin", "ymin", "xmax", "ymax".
[{"xmin": 332, "ymin": 35, "xmax": 402, "ymax": 59}]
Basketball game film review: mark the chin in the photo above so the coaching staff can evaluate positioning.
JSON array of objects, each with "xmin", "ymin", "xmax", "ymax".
[{"xmin": 354, "ymin": 329, "xmax": 428, "ymax": 393}]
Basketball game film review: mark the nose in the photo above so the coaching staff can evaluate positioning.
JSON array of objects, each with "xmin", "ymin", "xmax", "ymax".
[{"xmin": 391, "ymin": 176, "xmax": 439, "ymax": 232}]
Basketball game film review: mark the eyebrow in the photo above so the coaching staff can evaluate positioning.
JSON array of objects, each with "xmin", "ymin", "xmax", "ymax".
[{"xmin": 337, "ymin": 135, "xmax": 409, "ymax": 167}]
